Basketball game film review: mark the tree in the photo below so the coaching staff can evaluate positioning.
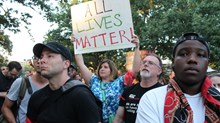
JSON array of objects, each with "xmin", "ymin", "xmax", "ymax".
[
  {"xmin": 43, "ymin": 0, "xmax": 220, "ymax": 71},
  {"xmin": 0, "ymin": 0, "xmax": 53, "ymax": 62},
  {"xmin": 43, "ymin": 1, "xmax": 128, "ymax": 71},
  {"xmin": 0, "ymin": 30, "xmax": 12, "ymax": 64},
  {"xmin": 131, "ymin": 0, "xmax": 220, "ymax": 69},
  {"xmin": 0, "ymin": 54, "xmax": 8, "ymax": 67}
]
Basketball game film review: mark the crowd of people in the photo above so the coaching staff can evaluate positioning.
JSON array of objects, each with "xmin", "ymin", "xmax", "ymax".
[{"xmin": 0, "ymin": 32, "xmax": 219, "ymax": 123}]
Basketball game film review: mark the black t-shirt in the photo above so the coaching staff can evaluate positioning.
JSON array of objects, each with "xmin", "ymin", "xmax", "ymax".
[
  {"xmin": 0, "ymin": 72, "xmax": 16, "ymax": 110},
  {"xmin": 27, "ymin": 84, "xmax": 101, "ymax": 123},
  {"xmin": 119, "ymin": 82, "xmax": 163, "ymax": 123}
]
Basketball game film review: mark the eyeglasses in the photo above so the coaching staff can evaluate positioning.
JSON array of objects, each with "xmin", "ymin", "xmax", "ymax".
[
  {"xmin": 32, "ymin": 56, "xmax": 39, "ymax": 61},
  {"xmin": 142, "ymin": 60, "xmax": 161, "ymax": 69}
]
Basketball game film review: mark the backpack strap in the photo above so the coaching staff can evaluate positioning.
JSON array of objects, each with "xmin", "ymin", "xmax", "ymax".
[
  {"xmin": 61, "ymin": 79, "xmax": 103, "ymax": 122},
  {"xmin": 13, "ymin": 77, "xmax": 33, "ymax": 120},
  {"xmin": 36, "ymin": 79, "xmax": 103, "ymax": 122},
  {"xmin": 25, "ymin": 77, "xmax": 33, "ymax": 95},
  {"xmin": 61, "ymin": 79, "xmax": 83, "ymax": 92},
  {"xmin": 18, "ymin": 77, "xmax": 33, "ymax": 106}
]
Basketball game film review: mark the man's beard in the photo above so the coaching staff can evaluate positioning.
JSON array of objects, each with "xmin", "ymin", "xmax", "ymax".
[{"xmin": 140, "ymin": 70, "xmax": 151, "ymax": 79}]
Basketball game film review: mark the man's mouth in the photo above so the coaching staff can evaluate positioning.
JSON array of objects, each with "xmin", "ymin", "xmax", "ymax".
[
  {"xmin": 184, "ymin": 67, "xmax": 199, "ymax": 74},
  {"xmin": 41, "ymin": 67, "xmax": 47, "ymax": 71},
  {"xmin": 141, "ymin": 69, "xmax": 148, "ymax": 72}
]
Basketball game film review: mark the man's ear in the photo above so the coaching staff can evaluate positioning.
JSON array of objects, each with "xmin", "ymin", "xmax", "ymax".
[
  {"xmin": 158, "ymin": 68, "xmax": 163, "ymax": 78},
  {"xmin": 64, "ymin": 60, "xmax": 71, "ymax": 69}
]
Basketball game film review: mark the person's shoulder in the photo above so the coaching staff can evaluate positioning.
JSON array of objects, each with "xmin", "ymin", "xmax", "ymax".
[
  {"xmin": 8, "ymin": 77, "xmax": 23, "ymax": 90},
  {"xmin": 90, "ymin": 74, "xmax": 100, "ymax": 81},
  {"xmin": 68, "ymin": 85, "xmax": 96, "ymax": 101},
  {"xmin": 124, "ymin": 83, "xmax": 139, "ymax": 91},
  {"xmin": 0, "ymin": 71, "xmax": 4, "ymax": 77},
  {"xmin": 11, "ymin": 77, "xmax": 23, "ymax": 86},
  {"xmin": 70, "ymin": 85, "xmax": 91, "ymax": 94},
  {"xmin": 111, "ymin": 75, "xmax": 125, "ymax": 84},
  {"xmin": 142, "ymin": 85, "xmax": 167, "ymax": 98},
  {"xmin": 139, "ymin": 85, "xmax": 167, "ymax": 110},
  {"xmin": 91, "ymin": 74, "xmax": 98, "ymax": 78},
  {"xmin": 148, "ymin": 85, "xmax": 167, "ymax": 92},
  {"xmin": 31, "ymin": 85, "xmax": 49, "ymax": 97}
]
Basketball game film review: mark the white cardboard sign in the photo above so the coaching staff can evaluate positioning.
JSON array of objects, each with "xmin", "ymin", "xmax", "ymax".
[{"xmin": 71, "ymin": 0, "xmax": 135, "ymax": 54}]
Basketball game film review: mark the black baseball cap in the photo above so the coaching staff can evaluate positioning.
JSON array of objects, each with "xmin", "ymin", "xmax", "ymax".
[
  {"xmin": 70, "ymin": 63, "xmax": 77, "ymax": 70},
  {"xmin": 33, "ymin": 42, "xmax": 73, "ymax": 62},
  {"xmin": 172, "ymin": 33, "xmax": 210, "ymax": 58}
]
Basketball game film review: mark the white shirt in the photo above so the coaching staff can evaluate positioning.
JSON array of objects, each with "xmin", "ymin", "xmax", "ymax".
[{"xmin": 136, "ymin": 85, "xmax": 205, "ymax": 123}]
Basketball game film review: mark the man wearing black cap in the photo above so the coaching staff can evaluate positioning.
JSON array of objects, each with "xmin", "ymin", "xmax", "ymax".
[
  {"xmin": 68, "ymin": 63, "xmax": 81, "ymax": 80},
  {"xmin": 136, "ymin": 33, "xmax": 220, "ymax": 123},
  {"xmin": 26, "ymin": 42, "xmax": 101, "ymax": 123}
]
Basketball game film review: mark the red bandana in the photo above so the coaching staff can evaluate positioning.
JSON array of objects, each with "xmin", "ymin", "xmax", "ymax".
[{"xmin": 164, "ymin": 77, "xmax": 220, "ymax": 123}]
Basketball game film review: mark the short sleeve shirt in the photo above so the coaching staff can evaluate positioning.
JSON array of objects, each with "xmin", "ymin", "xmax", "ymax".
[
  {"xmin": 27, "ymin": 84, "xmax": 100, "ymax": 123},
  {"xmin": 89, "ymin": 74, "xmax": 125, "ymax": 123},
  {"xmin": 119, "ymin": 82, "xmax": 162, "ymax": 123},
  {"xmin": 6, "ymin": 77, "xmax": 39, "ymax": 123}
]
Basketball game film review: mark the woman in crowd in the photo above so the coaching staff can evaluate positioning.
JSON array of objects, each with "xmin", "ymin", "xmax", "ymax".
[{"xmin": 74, "ymin": 36, "xmax": 137, "ymax": 123}]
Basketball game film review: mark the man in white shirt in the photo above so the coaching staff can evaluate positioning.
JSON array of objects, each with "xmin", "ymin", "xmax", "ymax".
[{"xmin": 136, "ymin": 33, "xmax": 220, "ymax": 123}]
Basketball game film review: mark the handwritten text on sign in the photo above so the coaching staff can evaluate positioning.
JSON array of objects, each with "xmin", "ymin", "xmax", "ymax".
[{"xmin": 71, "ymin": 0, "xmax": 135, "ymax": 54}]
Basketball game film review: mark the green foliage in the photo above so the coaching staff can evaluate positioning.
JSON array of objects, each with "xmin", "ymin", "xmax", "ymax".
[
  {"xmin": 43, "ymin": 1, "xmax": 128, "ymax": 71},
  {"xmin": 0, "ymin": 31, "xmax": 13, "ymax": 54},
  {"xmin": 131, "ymin": 0, "xmax": 220, "ymax": 69},
  {"xmin": 0, "ymin": 0, "xmax": 53, "ymax": 33},
  {"xmin": 0, "ymin": 54, "xmax": 8, "ymax": 67},
  {"xmin": 23, "ymin": 63, "xmax": 33, "ymax": 71},
  {"xmin": 0, "ymin": 0, "xmax": 53, "ymax": 57},
  {"xmin": 42, "ymin": 0, "xmax": 220, "ymax": 71}
]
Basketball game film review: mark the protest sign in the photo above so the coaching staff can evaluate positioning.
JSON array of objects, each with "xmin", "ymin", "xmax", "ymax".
[{"xmin": 71, "ymin": 0, "xmax": 135, "ymax": 54}]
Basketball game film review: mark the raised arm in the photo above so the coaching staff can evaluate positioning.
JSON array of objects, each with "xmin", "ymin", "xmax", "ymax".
[
  {"xmin": 74, "ymin": 54, "xmax": 93, "ymax": 85},
  {"xmin": 71, "ymin": 34, "xmax": 93, "ymax": 85},
  {"xmin": 131, "ymin": 35, "xmax": 141, "ymax": 77}
]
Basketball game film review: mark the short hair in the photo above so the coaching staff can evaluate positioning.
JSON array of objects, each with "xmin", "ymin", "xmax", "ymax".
[
  {"xmin": 7, "ymin": 61, "xmax": 22, "ymax": 71},
  {"xmin": 145, "ymin": 53, "xmax": 163, "ymax": 78},
  {"xmin": 96, "ymin": 59, "xmax": 118, "ymax": 81},
  {"xmin": 172, "ymin": 33, "xmax": 210, "ymax": 58}
]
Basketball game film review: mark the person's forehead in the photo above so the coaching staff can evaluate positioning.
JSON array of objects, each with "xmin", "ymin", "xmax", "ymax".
[
  {"xmin": 41, "ymin": 48, "xmax": 61, "ymax": 56},
  {"xmin": 175, "ymin": 40, "xmax": 208, "ymax": 52},
  {"xmin": 143, "ymin": 55, "xmax": 159, "ymax": 62},
  {"xmin": 101, "ymin": 62, "xmax": 109, "ymax": 66}
]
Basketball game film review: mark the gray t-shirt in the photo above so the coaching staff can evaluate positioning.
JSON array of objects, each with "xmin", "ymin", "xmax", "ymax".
[{"xmin": 7, "ymin": 76, "xmax": 40, "ymax": 123}]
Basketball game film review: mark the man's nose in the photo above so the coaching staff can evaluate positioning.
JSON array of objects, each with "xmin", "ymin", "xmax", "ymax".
[{"xmin": 187, "ymin": 53, "xmax": 198, "ymax": 64}]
